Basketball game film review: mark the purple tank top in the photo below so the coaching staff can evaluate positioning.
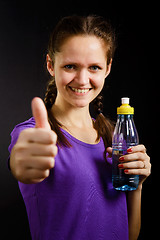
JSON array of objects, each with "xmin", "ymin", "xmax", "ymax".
[{"xmin": 8, "ymin": 117, "xmax": 128, "ymax": 240}]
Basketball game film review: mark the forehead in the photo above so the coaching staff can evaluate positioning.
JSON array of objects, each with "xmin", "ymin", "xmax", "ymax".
[{"xmin": 55, "ymin": 35, "xmax": 106, "ymax": 63}]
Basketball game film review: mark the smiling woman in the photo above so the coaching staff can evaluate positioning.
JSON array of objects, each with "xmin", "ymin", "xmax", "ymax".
[
  {"xmin": 45, "ymin": 15, "xmax": 115, "ymax": 148},
  {"xmin": 8, "ymin": 15, "xmax": 151, "ymax": 240},
  {"xmin": 48, "ymin": 35, "xmax": 109, "ymax": 108}
]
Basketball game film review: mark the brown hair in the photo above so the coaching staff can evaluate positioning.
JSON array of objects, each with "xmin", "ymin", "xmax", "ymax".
[{"xmin": 44, "ymin": 15, "xmax": 116, "ymax": 151}]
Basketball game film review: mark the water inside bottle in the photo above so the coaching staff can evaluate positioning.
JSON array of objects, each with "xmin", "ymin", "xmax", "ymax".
[{"xmin": 112, "ymin": 148, "xmax": 139, "ymax": 191}]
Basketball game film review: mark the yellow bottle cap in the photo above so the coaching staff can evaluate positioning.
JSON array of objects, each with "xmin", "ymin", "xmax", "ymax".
[{"xmin": 117, "ymin": 97, "xmax": 134, "ymax": 115}]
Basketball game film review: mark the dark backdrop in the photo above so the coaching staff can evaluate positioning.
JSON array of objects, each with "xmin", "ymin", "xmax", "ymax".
[{"xmin": 0, "ymin": 0, "xmax": 157, "ymax": 239}]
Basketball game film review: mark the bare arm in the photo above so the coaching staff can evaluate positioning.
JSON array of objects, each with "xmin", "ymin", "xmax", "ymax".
[
  {"xmin": 107, "ymin": 145, "xmax": 151, "ymax": 240},
  {"xmin": 118, "ymin": 145, "xmax": 151, "ymax": 240},
  {"xmin": 127, "ymin": 185, "xmax": 142, "ymax": 240}
]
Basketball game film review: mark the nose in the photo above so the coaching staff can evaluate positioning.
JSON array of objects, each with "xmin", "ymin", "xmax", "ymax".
[{"xmin": 75, "ymin": 69, "xmax": 89, "ymax": 86}]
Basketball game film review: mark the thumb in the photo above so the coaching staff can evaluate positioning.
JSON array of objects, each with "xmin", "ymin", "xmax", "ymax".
[{"xmin": 31, "ymin": 97, "xmax": 51, "ymax": 130}]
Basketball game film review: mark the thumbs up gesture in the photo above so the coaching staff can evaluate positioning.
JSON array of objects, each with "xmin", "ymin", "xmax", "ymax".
[
  {"xmin": 10, "ymin": 97, "xmax": 57, "ymax": 184},
  {"xmin": 32, "ymin": 97, "xmax": 51, "ymax": 130}
]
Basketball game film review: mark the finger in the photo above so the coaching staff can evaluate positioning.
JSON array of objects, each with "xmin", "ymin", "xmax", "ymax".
[
  {"xmin": 31, "ymin": 97, "xmax": 50, "ymax": 130},
  {"xmin": 24, "ymin": 156, "xmax": 55, "ymax": 170},
  {"xmin": 119, "ymin": 152, "xmax": 145, "ymax": 162},
  {"xmin": 29, "ymin": 143, "xmax": 58, "ymax": 157},
  {"xmin": 127, "ymin": 144, "xmax": 146, "ymax": 154},
  {"xmin": 19, "ymin": 128, "xmax": 57, "ymax": 144},
  {"xmin": 25, "ymin": 168, "xmax": 50, "ymax": 184},
  {"xmin": 118, "ymin": 160, "xmax": 145, "ymax": 170},
  {"xmin": 106, "ymin": 147, "xmax": 112, "ymax": 158},
  {"xmin": 124, "ymin": 168, "xmax": 151, "ymax": 176}
]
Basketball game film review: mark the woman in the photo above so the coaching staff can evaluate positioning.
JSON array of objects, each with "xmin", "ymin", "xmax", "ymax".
[{"xmin": 9, "ymin": 15, "xmax": 151, "ymax": 240}]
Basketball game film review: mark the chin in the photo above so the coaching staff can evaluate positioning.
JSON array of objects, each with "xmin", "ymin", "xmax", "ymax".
[{"xmin": 70, "ymin": 99, "xmax": 91, "ymax": 108}]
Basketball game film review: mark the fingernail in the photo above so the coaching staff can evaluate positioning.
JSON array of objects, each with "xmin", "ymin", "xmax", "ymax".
[
  {"xmin": 124, "ymin": 169, "xmax": 129, "ymax": 174},
  {"xmin": 119, "ymin": 156, "xmax": 124, "ymax": 161},
  {"xmin": 127, "ymin": 148, "xmax": 132, "ymax": 153},
  {"xmin": 118, "ymin": 164, "xmax": 123, "ymax": 168}
]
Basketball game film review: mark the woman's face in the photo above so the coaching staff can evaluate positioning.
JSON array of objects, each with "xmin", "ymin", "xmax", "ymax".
[{"xmin": 48, "ymin": 35, "xmax": 111, "ymax": 109}]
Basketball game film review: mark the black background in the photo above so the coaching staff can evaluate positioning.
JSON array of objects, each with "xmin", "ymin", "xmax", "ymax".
[{"xmin": 0, "ymin": 0, "xmax": 157, "ymax": 239}]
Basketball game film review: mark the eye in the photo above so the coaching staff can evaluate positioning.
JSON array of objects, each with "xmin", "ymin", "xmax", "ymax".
[
  {"xmin": 89, "ymin": 65, "xmax": 102, "ymax": 72},
  {"xmin": 64, "ymin": 64, "xmax": 76, "ymax": 70}
]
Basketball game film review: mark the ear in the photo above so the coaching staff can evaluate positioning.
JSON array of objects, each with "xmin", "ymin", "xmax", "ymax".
[
  {"xmin": 105, "ymin": 58, "xmax": 112, "ymax": 78},
  {"xmin": 46, "ymin": 54, "xmax": 55, "ymax": 76}
]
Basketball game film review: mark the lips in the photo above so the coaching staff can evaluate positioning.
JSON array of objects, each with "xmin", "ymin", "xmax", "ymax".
[{"xmin": 69, "ymin": 86, "xmax": 92, "ymax": 94}]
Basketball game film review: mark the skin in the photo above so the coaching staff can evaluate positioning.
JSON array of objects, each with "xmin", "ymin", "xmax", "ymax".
[
  {"xmin": 47, "ymin": 36, "xmax": 111, "ymax": 144},
  {"xmin": 10, "ymin": 35, "xmax": 151, "ymax": 239},
  {"xmin": 10, "ymin": 97, "xmax": 58, "ymax": 184},
  {"xmin": 107, "ymin": 146, "xmax": 151, "ymax": 240},
  {"xmin": 51, "ymin": 36, "xmax": 110, "ymax": 109}
]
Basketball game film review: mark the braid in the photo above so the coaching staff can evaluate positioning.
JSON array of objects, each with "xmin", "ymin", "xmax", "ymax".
[
  {"xmin": 44, "ymin": 77, "xmax": 57, "ymax": 110},
  {"xmin": 93, "ymin": 94, "xmax": 103, "ymax": 114},
  {"xmin": 44, "ymin": 77, "xmax": 71, "ymax": 147},
  {"xmin": 93, "ymin": 94, "xmax": 114, "ymax": 156}
]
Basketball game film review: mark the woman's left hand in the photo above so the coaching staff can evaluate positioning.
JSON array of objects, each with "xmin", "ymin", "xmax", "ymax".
[{"xmin": 118, "ymin": 144, "xmax": 151, "ymax": 186}]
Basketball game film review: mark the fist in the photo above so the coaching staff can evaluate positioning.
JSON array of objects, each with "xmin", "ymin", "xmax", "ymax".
[{"xmin": 10, "ymin": 97, "xmax": 57, "ymax": 184}]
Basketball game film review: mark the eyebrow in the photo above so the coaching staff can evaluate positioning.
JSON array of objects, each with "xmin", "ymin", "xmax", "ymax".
[{"xmin": 61, "ymin": 60, "xmax": 104, "ymax": 67}]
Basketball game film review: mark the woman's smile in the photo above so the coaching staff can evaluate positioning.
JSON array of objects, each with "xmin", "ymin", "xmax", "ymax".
[{"xmin": 68, "ymin": 86, "xmax": 92, "ymax": 95}]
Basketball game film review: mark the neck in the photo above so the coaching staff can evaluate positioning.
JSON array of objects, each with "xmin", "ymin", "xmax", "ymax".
[{"xmin": 51, "ymin": 99, "xmax": 92, "ymax": 129}]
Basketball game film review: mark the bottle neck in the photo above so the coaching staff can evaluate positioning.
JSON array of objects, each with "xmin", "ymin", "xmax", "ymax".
[{"xmin": 117, "ymin": 114, "xmax": 134, "ymax": 120}]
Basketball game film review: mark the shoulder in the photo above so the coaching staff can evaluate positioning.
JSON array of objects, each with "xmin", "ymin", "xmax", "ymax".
[
  {"xmin": 11, "ymin": 117, "xmax": 35, "ymax": 137},
  {"xmin": 13, "ymin": 117, "xmax": 35, "ymax": 130},
  {"xmin": 8, "ymin": 117, "xmax": 35, "ymax": 153}
]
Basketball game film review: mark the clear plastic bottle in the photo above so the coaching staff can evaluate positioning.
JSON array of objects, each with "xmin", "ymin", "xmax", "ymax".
[{"xmin": 112, "ymin": 97, "xmax": 139, "ymax": 191}]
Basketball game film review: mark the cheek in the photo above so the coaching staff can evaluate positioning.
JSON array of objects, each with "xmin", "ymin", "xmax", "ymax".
[
  {"xmin": 91, "ymin": 74, "xmax": 105, "ymax": 90},
  {"xmin": 55, "ymin": 71, "xmax": 74, "ymax": 88}
]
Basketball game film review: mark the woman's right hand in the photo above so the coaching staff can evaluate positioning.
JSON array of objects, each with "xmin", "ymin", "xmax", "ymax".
[{"xmin": 10, "ymin": 97, "xmax": 58, "ymax": 184}]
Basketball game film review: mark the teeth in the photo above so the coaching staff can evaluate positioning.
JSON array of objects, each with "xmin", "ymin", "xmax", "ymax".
[{"xmin": 71, "ymin": 87, "xmax": 90, "ymax": 93}]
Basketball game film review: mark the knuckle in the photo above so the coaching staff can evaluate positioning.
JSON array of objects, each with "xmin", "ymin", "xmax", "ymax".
[
  {"xmin": 53, "ymin": 145, "xmax": 58, "ymax": 156},
  {"xmin": 147, "ymin": 155, "xmax": 151, "ymax": 163},
  {"xmin": 141, "ymin": 144, "xmax": 145, "ymax": 148},
  {"xmin": 139, "ymin": 144, "xmax": 145, "ymax": 149},
  {"xmin": 134, "ymin": 161, "xmax": 140, "ymax": 169},
  {"xmin": 47, "ymin": 157, "xmax": 55, "ymax": 169},
  {"xmin": 135, "ymin": 152, "xmax": 144, "ymax": 160},
  {"xmin": 147, "ymin": 168, "xmax": 151, "ymax": 177},
  {"xmin": 43, "ymin": 169, "xmax": 50, "ymax": 179},
  {"xmin": 42, "ymin": 130, "xmax": 57, "ymax": 144},
  {"xmin": 137, "ymin": 152, "xmax": 143, "ymax": 159},
  {"xmin": 139, "ymin": 161, "xmax": 144, "ymax": 168},
  {"xmin": 50, "ymin": 131, "xmax": 57, "ymax": 143},
  {"xmin": 49, "ymin": 144, "xmax": 58, "ymax": 157}
]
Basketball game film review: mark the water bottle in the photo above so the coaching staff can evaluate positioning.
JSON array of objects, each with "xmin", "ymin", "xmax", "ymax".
[{"xmin": 112, "ymin": 97, "xmax": 139, "ymax": 191}]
